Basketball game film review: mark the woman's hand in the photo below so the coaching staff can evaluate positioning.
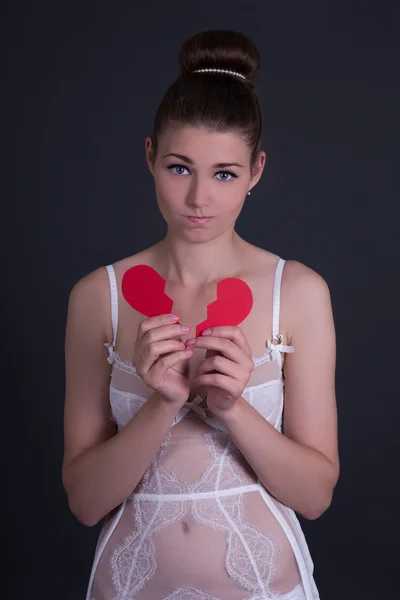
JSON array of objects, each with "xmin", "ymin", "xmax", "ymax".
[
  {"xmin": 133, "ymin": 314, "xmax": 194, "ymax": 406},
  {"xmin": 187, "ymin": 326, "xmax": 254, "ymax": 416}
]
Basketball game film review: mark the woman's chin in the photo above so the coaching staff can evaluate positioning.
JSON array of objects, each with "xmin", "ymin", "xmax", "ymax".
[{"xmin": 166, "ymin": 222, "xmax": 216, "ymax": 241}]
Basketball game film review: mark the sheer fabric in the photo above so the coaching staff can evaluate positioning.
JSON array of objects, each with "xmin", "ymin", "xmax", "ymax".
[{"xmin": 85, "ymin": 259, "xmax": 320, "ymax": 600}]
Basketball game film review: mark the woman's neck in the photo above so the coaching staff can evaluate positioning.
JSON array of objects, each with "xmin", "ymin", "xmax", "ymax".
[{"xmin": 153, "ymin": 229, "xmax": 247, "ymax": 287}]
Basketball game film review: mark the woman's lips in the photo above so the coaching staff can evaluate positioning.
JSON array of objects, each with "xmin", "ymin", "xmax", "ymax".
[{"xmin": 186, "ymin": 216, "xmax": 213, "ymax": 224}]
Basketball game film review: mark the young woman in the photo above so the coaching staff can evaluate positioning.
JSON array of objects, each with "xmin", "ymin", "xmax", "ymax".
[{"xmin": 63, "ymin": 29, "xmax": 339, "ymax": 600}]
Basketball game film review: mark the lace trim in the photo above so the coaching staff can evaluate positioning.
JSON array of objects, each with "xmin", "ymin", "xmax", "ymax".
[
  {"xmin": 164, "ymin": 588, "xmax": 220, "ymax": 600},
  {"xmin": 111, "ymin": 347, "xmax": 273, "ymax": 374},
  {"xmin": 110, "ymin": 334, "xmax": 293, "ymax": 376},
  {"xmin": 133, "ymin": 484, "xmax": 261, "ymax": 501},
  {"xmin": 110, "ymin": 377, "xmax": 282, "ymax": 404},
  {"xmin": 91, "ymin": 582, "xmax": 305, "ymax": 600},
  {"xmin": 109, "ymin": 433, "xmax": 280, "ymax": 599},
  {"xmin": 109, "ymin": 348, "xmax": 284, "ymax": 427}
]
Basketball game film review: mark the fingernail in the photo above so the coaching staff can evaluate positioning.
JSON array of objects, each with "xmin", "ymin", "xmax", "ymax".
[
  {"xmin": 186, "ymin": 338, "xmax": 196, "ymax": 346},
  {"xmin": 181, "ymin": 325, "xmax": 192, "ymax": 333},
  {"xmin": 180, "ymin": 342, "xmax": 186, "ymax": 349},
  {"xmin": 168, "ymin": 314, "xmax": 179, "ymax": 322},
  {"xmin": 201, "ymin": 328, "xmax": 212, "ymax": 336},
  {"xmin": 185, "ymin": 348, "xmax": 194, "ymax": 355}
]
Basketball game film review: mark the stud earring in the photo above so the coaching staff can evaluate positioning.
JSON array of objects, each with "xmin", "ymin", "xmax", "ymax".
[{"xmin": 247, "ymin": 191, "xmax": 251, "ymax": 195}]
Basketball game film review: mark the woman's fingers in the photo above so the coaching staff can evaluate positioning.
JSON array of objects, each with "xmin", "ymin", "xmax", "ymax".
[
  {"xmin": 200, "ymin": 326, "xmax": 252, "ymax": 355},
  {"xmin": 136, "ymin": 313, "xmax": 192, "ymax": 342},
  {"xmin": 187, "ymin": 336, "xmax": 253, "ymax": 371},
  {"xmin": 137, "ymin": 313, "xmax": 180, "ymax": 337},
  {"xmin": 195, "ymin": 354, "xmax": 242, "ymax": 379},
  {"xmin": 151, "ymin": 348, "xmax": 194, "ymax": 377},
  {"xmin": 188, "ymin": 326, "xmax": 254, "ymax": 399},
  {"xmin": 134, "ymin": 314, "xmax": 193, "ymax": 374},
  {"xmin": 193, "ymin": 372, "xmax": 238, "ymax": 395},
  {"xmin": 186, "ymin": 337, "xmax": 240, "ymax": 362},
  {"xmin": 141, "ymin": 322, "xmax": 191, "ymax": 345},
  {"xmin": 138, "ymin": 339, "xmax": 187, "ymax": 374}
]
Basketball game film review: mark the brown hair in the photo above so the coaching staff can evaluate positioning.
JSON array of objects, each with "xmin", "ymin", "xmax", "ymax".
[{"xmin": 151, "ymin": 30, "xmax": 263, "ymax": 171}]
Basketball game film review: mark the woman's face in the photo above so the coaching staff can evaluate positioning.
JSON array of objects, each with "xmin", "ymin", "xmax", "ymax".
[{"xmin": 145, "ymin": 124, "xmax": 265, "ymax": 243}]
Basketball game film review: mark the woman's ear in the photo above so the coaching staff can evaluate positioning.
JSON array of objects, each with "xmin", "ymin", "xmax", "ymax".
[
  {"xmin": 250, "ymin": 151, "xmax": 267, "ymax": 190},
  {"xmin": 145, "ymin": 137, "xmax": 155, "ymax": 175}
]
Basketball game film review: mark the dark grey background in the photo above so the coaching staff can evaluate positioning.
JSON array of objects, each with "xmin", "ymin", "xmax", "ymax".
[{"xmin": 3, "ymin": 1, "xmax": 399, "ymax": 598}]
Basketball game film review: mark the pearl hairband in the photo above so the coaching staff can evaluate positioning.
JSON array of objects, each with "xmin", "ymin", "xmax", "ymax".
[{"xmin": 193, "ymin": 68, "xmax": 246, "ymax": 81}]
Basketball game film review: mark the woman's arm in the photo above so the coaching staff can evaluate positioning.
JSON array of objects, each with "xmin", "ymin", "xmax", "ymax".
[
  {"xmin": 220, "ymin": 262, "xmax": 339, "ymax": 519},
  {"xmin": 191, "ymin": 261, "xmax": 339, "ymax": 520},
  {"xmin": 62, "ymin": 269, "xmax": 181, "ymax": 527}
]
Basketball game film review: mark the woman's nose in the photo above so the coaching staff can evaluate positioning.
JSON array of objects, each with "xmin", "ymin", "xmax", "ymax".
[{"xmin": 185, "ymin": 180, "xmax": 211, "ymax": 208}]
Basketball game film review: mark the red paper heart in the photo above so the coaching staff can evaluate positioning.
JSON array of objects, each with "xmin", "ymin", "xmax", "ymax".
[
  {"xmin": 121, "ymin": 265, "xmax": 174, "ymax": 317},
  {"xmin": 195, "ymin": 278, "xmax": 253, "ymax": 336},
  {"xmin": 121, "ymin": 265, "xmax": 253, "ymax": 334}
]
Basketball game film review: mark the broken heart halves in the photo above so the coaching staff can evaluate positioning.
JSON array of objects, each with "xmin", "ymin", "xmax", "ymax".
[{"xmin": 121, "ymin": 264, "xmax": 253, "ymax": 337}]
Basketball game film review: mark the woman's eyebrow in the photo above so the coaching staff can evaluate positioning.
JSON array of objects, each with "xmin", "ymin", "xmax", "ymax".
[{"xmin": 163, "ymin": 153, "xmax": 244, "ymax": 168}]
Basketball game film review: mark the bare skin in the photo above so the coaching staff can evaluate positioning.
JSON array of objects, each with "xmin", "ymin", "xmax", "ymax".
[{"xmin": 63, "ymin": 125, "xmax": 339, "ymax": 526}]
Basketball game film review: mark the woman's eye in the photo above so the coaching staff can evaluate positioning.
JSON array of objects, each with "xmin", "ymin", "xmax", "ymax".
[
  {"xmin": 168, "ymin": 165, "xmax": 189, "ymax": 175},
  {"xmin": 167, "ymin": 165, "xmax": 237, "ymax": 181},
  {"xmin": 215, "ymin": 171, "xmax": 236, "ymax": 182}
]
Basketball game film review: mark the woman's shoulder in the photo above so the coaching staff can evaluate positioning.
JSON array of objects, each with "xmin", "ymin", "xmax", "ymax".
[
  {"xmin": 245, "ymin": 243, "xmax": 328, "ymax": 283},
  {"xmin": 280, "ymin": 259, "xmax": 333, "ymax": 337},
  {"xmin": 281, "ymin": 259, "xmax": 331, "ymax": 298},
  {"xmin": 67, "ymin": 249, "xmax": 155, "ymax": 342},
  {"xmin": 246, "ymin": 244, "xmax": 331, "ymax": 315},
  {"xmin": 108, "ymin": 247, "xmax": 156, "ymax": 281},
  {"xmin": 71, "ymin": 248, "xmax": 154, "ymax": 291}
]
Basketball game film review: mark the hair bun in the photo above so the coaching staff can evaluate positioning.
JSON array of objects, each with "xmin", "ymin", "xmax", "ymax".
[{"xmin": 179, "ymin": 30, "xmax": 261, "ymax": 84}]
